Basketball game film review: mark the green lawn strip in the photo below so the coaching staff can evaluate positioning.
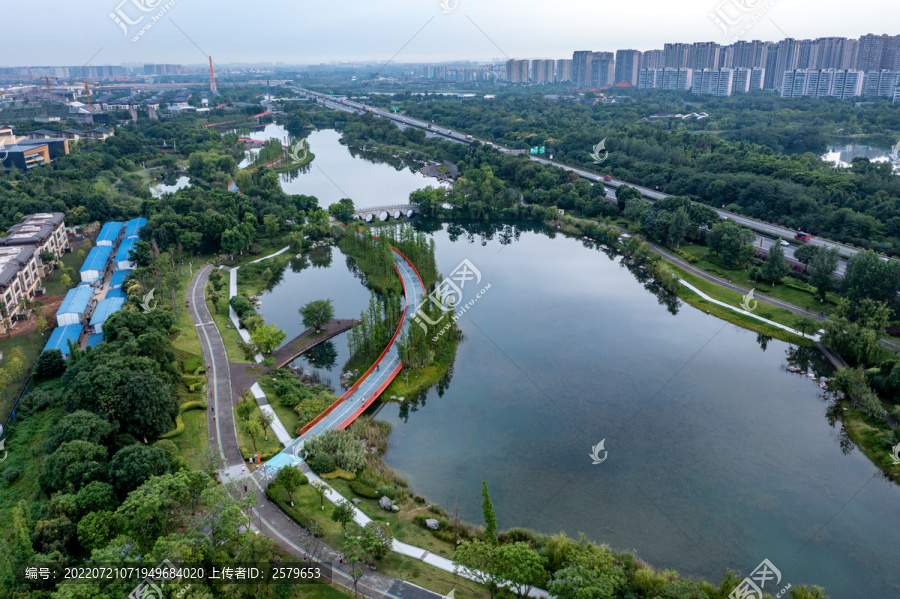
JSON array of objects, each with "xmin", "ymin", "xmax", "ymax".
[
  {"xmin": 678, "ymin": 244, "xmax": 838, "ymax": 315},
  {"xmin": 841, "ymin": 401, "xmax": 900, "ymax": 485},
  {"xmin": 207, "ymin": 298, "xmax": 250, "ymax": 364},
  {"xmin": 44, "ymin": 250, "xmax": 88, "ymax": 296},
  {"xmin": 673, "ymin": 267, "xmax": 814, "ymax": 346},
  {"xmin": 0, "ymin": 332, "xmax": 48, "ymax": 421},
  {"xmin": 259, "ymin": 377, "xmax": 300, "ymax": 437},
  {"xmin": 234, "ymin": 405, "xmax": 284, "ymax": 461},
  {"xmin": 269, "ymin": 484, "xmax": 489, "ymax": 599},
  {"xmin": 176, "ymin": 408, "xmax": 210, "ymax": 470}
]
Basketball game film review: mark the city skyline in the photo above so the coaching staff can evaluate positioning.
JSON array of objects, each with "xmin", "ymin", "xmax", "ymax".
[{"xmin": 2, "ymin": 0, "xmax": 900, "ymax": 66}]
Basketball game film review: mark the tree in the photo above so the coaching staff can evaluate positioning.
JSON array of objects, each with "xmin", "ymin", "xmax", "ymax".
[
  {"xmin": 794, "ymin": 243, "xmax": 819, "ymax": 272},
  {"xmin": 793, "ymin": 315, "xmax": 819, "ymax": 338},
  {"xmin": 300, "ymin": 299, "xmax": 334, "ymax": 333},
  {"xmin": 41, "ymin": 441, "xmax": 107, "ymax": 493},
  {"xmin": 250, "ymin": 323, "xmax": 287, "ymax": 355},
  {"xmin": 615, "ymin": 185, "xmax": 641, "ymax": 214},
  {"xmin": 47, "ymin": 410, "xmax": 115, "ymax": 452},
  {"xmin": 34, "ymin": 349, "xmax": 66, "ymax": 379},
  {"xmin": 263, "ymin": 213, "xmax": 281, "ymax": 242},
  {"xmin": 842, "ymin": 249, "xmax": 900, "ymax": 304},
  {"xmin": 108, "ymin": 444, "xmax": 171, "ymax": 494},
  {"xmin": 824, "ymin": 298, "xmax": 890, "ymax": 366},
  {"xmin": 481, "ymin": 480, "xmax": 498, "ymax": 545},
  {"xmin": 548, "ymin": 562, "xmax": 626, "ymax": 599},
  {"xmin": 310, "ymin": 481, "xmax": 328, "ymax": 510},
  {"xmin": 257, "ymin": 409, "xmax": 275, "ymax": 441},
  {"xmin": 667, "ymin": 207, "xmax": 690, "ymax": 248},
  {"xmin": 454, "ymin": 540, "xmax": 501, "ymax": 598},
  {"xmin": 361, "ymin": 520, "xmax": 393, "ymax": 561},
  {"xmin": 76, "ymin": 481, "xmax": 119, "ymax": 513},
  {"xmin": 328, "ymin": 198, "xmax": 355, "ymax": 223},
  {"xmin": 116, "ymin": 370, "xmax": 180, "ymax": 440},
  {"xmin": 761, "ymin": 240, "xmax": 789, "ymax": 285},
  {"xmin": 707, "ymin": 220, "xmax": 754, "ymax": 268},
  {"xmin": 330, "ymin": 498, "xmax": 355, "ymax": 531},
  {"xmin": 496, "ymin": 542, "xmax": 550, "ymax": 598},
  {"xmin": 342, "ymin": 534, "xmax": 367, "ymax": 599},
  {"xmin": 274, "ymin": 465, "xmax": 306, "ymax": 506},
  {"xmin": 60, "ymin": 273, "xmax": 73, "ymax": 289},
  {"xmin": 808, "ymin": 246, "xmax": 840, "ymax": 302},
  {"xmin": 241, "ymin": 419, "xmax": 264, "ymax": 454},
  {"xmin": 129, "ymin": 241, "xmax": 153, "ymax": 267},
  {"xmin": 236, "ymin": 391, "xmax": 256, "ymax": 421},
  {"xmin": 77, "ymin": 510, "xmax": 117, "ymax": 552}
]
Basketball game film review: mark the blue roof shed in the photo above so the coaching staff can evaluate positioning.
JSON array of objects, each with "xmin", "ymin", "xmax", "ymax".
[
  {"xmin": 86, "ymin": 333, "xmax": 104, "ymax": 348},
  {"xmin": 116, "ymin": 237, "xmax": 137, "ymax": 263},
  {"xmin": 90, "ymin": 297, "xmax": 125, "ymax": 330},
  {"xmin": 96, "ymin": 222, "xmax": 123, "ymax": 245},
  {"xmin": 109, "ymin": 269, "xmax": 131, "ymax": 288},
  {"xmin": 45, "ymin": 324, "xmax": 82, "ymax": 356},
  {"xmin": 58, "ymin": 286, "xmax": 93, "ymax": 316},
  {"xmin": 80, "ymin": 246, "xmax": 112, "ymax": 273},
  {"xmin": 105, "ymin": 287, "xmax": 128, "ymax": 300},
  {"xmin": 123, "ymin": 218, "xmax": 146, "ymax": 239}
]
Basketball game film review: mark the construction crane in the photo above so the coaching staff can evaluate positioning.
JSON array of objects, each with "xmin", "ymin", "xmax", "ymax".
[
  {"xmin": 83, "ymin": 79, "xmax": 94, "ymax": 113},
  {"xmin": 209, "ymin": 57, "xmax": 217, "ymax": 95}
]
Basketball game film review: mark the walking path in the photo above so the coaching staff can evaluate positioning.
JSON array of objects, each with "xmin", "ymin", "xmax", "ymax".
[
  {"xmin": 270, "ymin": 318, "xmax": 357, "ymax": 370},
  {"xmin": 187, "ymin": 263, "xmax": 447, "ymax": 599}
]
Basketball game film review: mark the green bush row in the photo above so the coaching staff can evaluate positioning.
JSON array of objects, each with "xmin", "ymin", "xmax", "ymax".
[
  {"xmin": 671, "ymin": 248, "xmax": 699, "ymax": 263},
  {"xmin": 349, "ymin": 480, "xmax": 380, "ymax": 499}
]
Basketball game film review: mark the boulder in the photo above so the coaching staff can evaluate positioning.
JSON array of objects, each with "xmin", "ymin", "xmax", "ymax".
[
  {"xmin": 425, "ymin": 518, "xmax": 439, "ymax": 530},
  {"xmin": 391, "ymin": 505, "xmax": 400, "ymax": 512},
  {"xmin": 351, "ymin": 498, "xmax": 362, "ymax": 505},
  {"xmin": 379, "ymin": 496, "xmax": 393, "ymax": 510}
]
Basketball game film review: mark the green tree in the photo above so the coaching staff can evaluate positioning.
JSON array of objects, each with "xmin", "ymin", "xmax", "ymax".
[
  {"xmin": 41, "ymin": 441, "xmax": 107, "ymax": 493},
  {"xmin": 77, "ymin": 511, "xmax": 118, "ymax": 551},
  {"xmin": 328, "ymin": 198, "xmax": 355, "ymax": 223},
  {"xmin": 824, "ymin": 298, "xmax": 890, "ymax": 365},
  {"xmin": 274, "ymin": 465, "xmax": 307, "ymax": 506},
  {"xmin": 263, "ymin": 213, "xmax": 281, "ymax": 242},
  {"xmin": 793, "ymin": 315, "xmax": 819, "ymax": 339},
  {"xmin": 454, "ymin": 540, "xmax": 501, "ymax": 598},
  {"xmin": 761, "ymin": 240, "xmax": 789, "ymax": 285},
  {"xmin": 361, "ymin": 521, "xmax": 393, "ymax": 561},
  {"xmin": 808, "ymin": 246, "xmax": 840, "ymax": 302},
  {"xmin": 257, "ymin": 409, "xmax": 275, "ymax": 441},
  {"xmin": 496, "ymin": 542, "xmax": 550, "ymax": 598},
  {"xmin": 108, "ymin": 444, "xmax": 171, "ymax": 494},
  {"xmin": 299, "ymin": 299, "xmax": 335, "ymax": 332},
  {"xmin": 481, "ymin": 480, "xmax": 498, "ymax": 545},
  {"xmin": 310, "ymin": 480, "xmax": 328, "ymax": 510},
  {"xmin": 842, "ymin": 249, "xmax": 900, "ymax": 304},
  {"xmin": 34, "ymin": 349, "xmax": 66, "ymax": 379},
  {"xmin": 60, "ymin": 273, "xmax": 73, "ymax": 289},
  {"xmin": 250, "ymin": 323, "xmax": 287, "ymax": 355},
  {"xmin": 330, "ymin": 498, "xmax": 355, "ymax": 532},
  {"xmin": 76, "ymin": 481, "xmax": 119, "ymax": 513},
  {"xmin": 47, "ymin": 410, "xmax": 114, "ymax": 452},
  {"xmin": 241, "ymin": 419, "xmax": 264, "ymax": 454},
  {"xmin": 236, "ymin": 392, "xmax": 256, "ymax": 422},
  {"xmin": 707, "ymin": 220, "xmax": 754, "ymax": 268},
  {"xmin": 615, "ymin": 185, "xmax": 641, "ymax": 214},
  {"xmin": 667, "ymin": 207, "xmax": 690, "ymax": 248},
  {"xmin": 793, "ymin": 243, "xmax": 819, "ymax": 272}
]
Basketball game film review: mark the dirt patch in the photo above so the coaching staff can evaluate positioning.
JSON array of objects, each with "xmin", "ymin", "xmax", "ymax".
[{"xmin": 4, "ymin": 295, "xmax": 66, "ymax": 338}]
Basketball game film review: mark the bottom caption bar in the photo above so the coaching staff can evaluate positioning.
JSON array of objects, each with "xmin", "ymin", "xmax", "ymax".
[{"xmin": 17, "ymin": 562, "xmax": 333, "ymax": 587}]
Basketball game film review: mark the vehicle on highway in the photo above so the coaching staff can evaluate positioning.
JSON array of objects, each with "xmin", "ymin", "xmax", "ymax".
[
  {"xmin": 780, "ymin": 240, "xmax": 790, "ymax": 247},
  {"xmin": 465, "ymin": 134, "xmax": 473, "ymax": 140},
  {"xmin": 603, "ymin": 175, "xmax": 612, "ymax": 181},
  {"xmin": 795, "ymin": 231, "xmax": 812, "ymax": 242},
  {"xmin": 427, "ymin": 124, "xmax": 432, "ymax": 128}
]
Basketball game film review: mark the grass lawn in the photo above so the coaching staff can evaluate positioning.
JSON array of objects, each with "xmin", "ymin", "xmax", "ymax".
[
  {"xmin": 0, "ymin": 332, "xmax": 48, "ymax": 422},
  {"xmin": 176, "ymin": 408, "xmax": 210, "ymax": 469},
  {"xmin": 259, "ymin": 377, "xmax": 300, "ymax": 437},
  {"xmin": 207, "ymin": 298, "xmax": 250, "ymax": 364},
  {"xmin": 673, "ymin": 266, "xmax": 815, "ymax": 345},
  {"xmin": 235, "ymin": 404, "xmax": 284, "ymax": 460},
  {"xmin": 43, "ymin": 249, "xmax": 88, "ymax": 296},
  {"xmin": 270, "ymin": 483, "xmax": 490, "ymax": 599},
  {"xmin": 0, "ymin": 401, "xmax": 61, "ymax": 521},
  {"xmin": 678, "ymin": 244, "xmax": 838, "ymax": 316}
]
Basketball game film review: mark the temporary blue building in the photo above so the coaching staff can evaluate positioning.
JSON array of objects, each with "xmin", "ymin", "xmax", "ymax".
[
  {"xmin": 80, "ymin": 246, "xmax": 112, "ymax": 283},
  {"xmin": 44, "ymin": 324, "xmax": 82, "ymax": 358},
  {"xmin": 96, "ymin": 222, "xmax": 123, "ymax": 246},
  {"xmin": 115, "ymin": 237, "xmax": 138, "ymax": 270},
  {"xmin": 105, "ymin": 287, "xmax": 127, "ymax": 300},
  {"xmin": 109, "ymin": 269, "xmax": 131, "ymax": 289},
  {"xmin": 86, "ymin": 333, "xmax": 104, "ymax": 349},
  {"xmin": 89, "ymin": 297, "xmax": 125, "ymax": 334},
  {"xmin": 123, "ymin": 217, "xmax": 147, "ymax": 239},
  {"xmin": 56, "ymin": 285, "xmax": 94, "ymax": 326}
]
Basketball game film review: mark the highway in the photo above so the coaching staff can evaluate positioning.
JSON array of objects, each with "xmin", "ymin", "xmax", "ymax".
[{"xmin": 286, "ymin": 85, "xmax": 873, "ymax": 274}]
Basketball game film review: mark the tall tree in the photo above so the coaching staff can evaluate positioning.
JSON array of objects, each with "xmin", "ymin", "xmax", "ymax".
[
  {"xmin": 481, "ymin": 481, "xmax": 498, "ymax": 545},
  {"xmin": 274, "ymin": 465, "xmax": 306, "ymax": 506},
  {"xmin": 300, "ymin": 299, "xmax": 335, "ymax": 332},
  {"xmin": 761, "ymin": 240, "xmax": 789, "ymax": 285},
  {"xmin": 454, "ymin": 540, "xmax": 501, "ymax": 598}
]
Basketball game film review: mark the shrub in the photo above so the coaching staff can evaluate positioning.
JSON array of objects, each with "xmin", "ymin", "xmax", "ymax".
[
  {"xmin": 34, "ymin": 350, "xmax": 66, "ymax": 379},
  {"xmin": 3, "ymin": 467, "xmax": 20, "ymax": 483},
  {"xmin": 229, "ymin": 295, "xmax": 254, "ymax": 320},
  {"xmin": 349, "ymin": 480, "xmax": 380, "ymax": 499},
  {"xmin": 302, "ymin": 428, "xmax": 367, "ymax": 473},
  {"xmin": 307, "ymin": 453, "xmax": 335, "ymax": 474},
  {"xmin": 376, "ymin": 484, "xmax": 396, "ymax": 499},
  {"xmin": 17, "ymin": 389, "xmax": 57, "ymax": 417},
  {"xmin": 672, "ymin": 248, "xmax": 698, "ymax": 263},
  {"xmin": 182, "ymin": 356, "xmax": 202, "ymax": 373},
  {"xmin": 427, "ymin": 503, "xmax": 448, "ymax": 517},
  {"xmin": 321, "ymin": 468, "xmax": 356, "ymax": 481}
]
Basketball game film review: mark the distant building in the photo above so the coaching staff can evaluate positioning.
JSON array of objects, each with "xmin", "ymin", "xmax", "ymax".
[
  {"xmin": 0, "ymin": 245, "xmax": 41, "ymax": 322},
  {"xmin": 638, "ymin": 68, "xmax": 693, "ymax": 90},
  {"xmin": 732, "ymin": 68, "xmax": 766, "ymax": 93},
  {"xmin": 572, "ymin": 51, "xmax": 594, "ymax": 88},
  {"xmin": 80, "ymin": 246, "xmax": 112, "ymax": 283},
  {"xmin": 590, "ymin": 52, "xmax": 615, "ymax": 87},
  {"xmin": 781, "ymin": 69, "xmax": 865, "ymax": 98},
  {"xmin": 1, "ymin": 212, "xmax": 68, "ymax": 263},
  {"xmin": 115, "ymin": 237, "xmax": 139, "ymax": 271},
  {"xmin": 83, "ymin": 128, "xmax": 114, "ymax": 140},
  {"xmin": 863, "ymin": 70, "xmax": 900, "ymax": 97},
  {"xmin": 109, "ymin": 269, "xmax": 131, "ymax": 289},
  {"xmin": 96, "ymin": 222, "xmax": 123, "ymax": 247},
  {"xmin": 56, "ymin": 285, "xmax": 95, "ymax": 327},
  {"xmin": 614, "ymin": 50, "xmax": 641, "ymax": 86},
  {"xmin": 531, "ymin": 60, "xmax": 555, "ymax": 84},
  {"xmin": 554, "ymin": 59, "xmax": 572, "ymax": 82},
  {"xmin": 122, "ymin": 217, "xmax": 146, "ymax": 240},
  {"xmin": 692, "ymin": 69, "xmax": 734, "ymax": 96}
]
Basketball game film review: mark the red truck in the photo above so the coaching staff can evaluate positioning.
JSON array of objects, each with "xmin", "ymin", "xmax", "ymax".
[
  {"xmin": 603, "ymin": 175, "xmax": 612, "ymax": 182},
  {"xmin": 795, "ymin": 231, "xmax": 812, "ymax": 242}
]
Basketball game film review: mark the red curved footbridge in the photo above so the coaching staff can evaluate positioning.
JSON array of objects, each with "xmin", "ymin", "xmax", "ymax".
[{"xmin": 266, "ymin": 247, "xmax": 426, "ymax": 472}]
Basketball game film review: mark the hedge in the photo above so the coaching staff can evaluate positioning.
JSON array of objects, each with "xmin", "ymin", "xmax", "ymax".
[
  {"xmin": 320, "ymin": 468, "xmax": 356, "ymax": 481},
  {"xmin": 349, "ymin": 480, "xmax": 380, "ymax": 499},
  {"xmin": 158, "ymin": 401, "xmax": 207, "ymax": 439}
]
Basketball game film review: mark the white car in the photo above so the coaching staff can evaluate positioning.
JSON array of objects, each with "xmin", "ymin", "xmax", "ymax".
[{"xmin": 780, "ymin": 240, "xmax": 789, "ymax": 247}]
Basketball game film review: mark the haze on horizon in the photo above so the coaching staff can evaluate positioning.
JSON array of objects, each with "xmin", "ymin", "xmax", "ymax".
[{"xmin": 1, "ymin": 0, "xmax": 899, "ymax": 68}]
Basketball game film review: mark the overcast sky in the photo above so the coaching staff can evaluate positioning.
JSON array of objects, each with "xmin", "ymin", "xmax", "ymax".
[{"xmin": 1, "ymin": 0, "xmax": 899, "ymax": 67}]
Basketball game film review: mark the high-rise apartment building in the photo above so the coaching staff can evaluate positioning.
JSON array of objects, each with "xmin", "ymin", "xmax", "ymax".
[
  {"xmin": 856, "ymin": 34, "xmax": 900, "ymax": 71},
  {"xmin": 692, "ymin": 69, "xmax": 734, "ymax": 96},
  {"xmin": 641, "ymin": 50, "xmax": 664, "ymax": 70},
  {"xmin": 614, "ymin": 50, "xmax": 641, "ymax": 85},
  {"xmin": 863, "ymin": 70, "xmax": 900, "ymax": 97},
  {"xmin": 688, "ymin": 42, "xmax": 721, "ymax": 70},
  {"xmin": 531, "ymin": 60, "xmax": 555, "ymax": 84},
  {"xmin": 591, "ymin": 52, "xmax": 615, "ymax": 87},
  {"xmin": 572, "ymin": 51, "xmax": 593, "ymax": 88},
  {"xmin": 638, "ymin": 68, "xmax": 693, "ymax": 90},
  {"xmin": 732, "ymin": 68, "xmax": 765, "ymax": 92},
  {"xmin": 555, "ymin": 59, "xmax": 572, "ymax": 82},
  {"xmin": 781, "ymin": 69, "xmax": 864, "ymax": 98},
  {"xmin": 663, "ymin": 43, "xmax": 690, "ymax": 68},
  {"xmin": 505, "ymin": 60, "xmax": 529, "ymax": 83}
]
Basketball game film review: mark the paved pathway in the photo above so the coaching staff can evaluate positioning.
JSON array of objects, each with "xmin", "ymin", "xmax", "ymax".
[
  {"xmin": 270, "ymin": 318, "xmax": 357, "ymax": 370},
  {"xmin": 187, "ymin": 263, "xmax": 446, "ymax": 599}
]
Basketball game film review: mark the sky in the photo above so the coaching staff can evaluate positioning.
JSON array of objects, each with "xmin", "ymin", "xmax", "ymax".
[{"xmin": 1, "ymin": 0, "xmax": 899, "ymax": 67}]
